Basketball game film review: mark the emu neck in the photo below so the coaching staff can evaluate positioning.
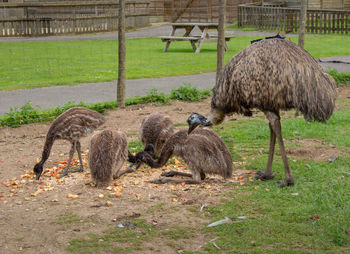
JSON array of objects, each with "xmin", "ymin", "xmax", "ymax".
[
  {"xmin": 40, "ymin": 133, "xmax": 55, "ymax": 165},
  {"xmin": 153, "ymin": 131, "xmax": 188, "ymax": 168},
  {"xmin": 208, "ymin": 108, "xmax": 225, "ymax": 125}
]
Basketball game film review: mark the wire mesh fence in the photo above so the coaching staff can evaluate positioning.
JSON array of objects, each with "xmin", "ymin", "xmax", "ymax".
[
  {"xmin": 0, "ymin": 1, "xmax": 149, "ymax": 36},
  {"xmin": 0, "ymin": 3, "xmax": 229, "ymax": 96},
  {"xmin": 0, "ymin": 0, "xmax": 349, "ymax": 120}
]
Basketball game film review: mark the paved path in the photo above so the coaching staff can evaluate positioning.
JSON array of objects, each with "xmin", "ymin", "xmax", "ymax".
[
  {"xmin": 0, "ymin": 73, "xmax": 215, "ymax": 115},
  {"xmin": 0, "ymin": 24, "xmax": 349, "ymax": 115}
]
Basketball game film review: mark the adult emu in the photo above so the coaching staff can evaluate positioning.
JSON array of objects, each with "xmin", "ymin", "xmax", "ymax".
[
  {"xmin": 33, "ymin": 107, "xmax": 105, "ymax": 180},
  {"xmin": 187, "ymin": 38, "xmax": 337, "ymax": 187}
]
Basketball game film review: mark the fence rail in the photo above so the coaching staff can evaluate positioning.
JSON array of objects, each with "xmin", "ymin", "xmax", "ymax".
[
  {"xmin": 238, "ymin": 4, "xmax": 350, "ymax": 35},
  {"xmin": 0, "ymin": 1, "xmax": 150, "ymax": 37}
]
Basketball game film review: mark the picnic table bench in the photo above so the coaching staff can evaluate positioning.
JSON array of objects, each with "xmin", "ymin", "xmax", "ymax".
[{"xmin": 159, "ymin": 22, "xmax": 234, "ymax": 53}]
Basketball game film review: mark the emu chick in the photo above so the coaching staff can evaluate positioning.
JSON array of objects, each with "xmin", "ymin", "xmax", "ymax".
[
  {"xmin": 34, "ymin": 107, "xmax": 105, "ymax": 180},
  {"xmin": 140, "ymin": 112, "xmax": 174, "ymax": 157},
  {"xmin": 88, "ymin": 129, "xmax": 130, "ymax": 187},
  {"xmin": 141, "ymin": 129, "xmax": 232, "ymax": 184}
]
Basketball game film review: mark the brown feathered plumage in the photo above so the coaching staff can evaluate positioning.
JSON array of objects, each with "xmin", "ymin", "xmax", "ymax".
[
  {"xmin": 89, "ymin": 129, "xmax": 132, "ymax": 187},
  {"xmin": 140, "ymin": 112, "xmax": 174, "ymax": 157},
  {"xmin": 33, "ymin": 107, "xmax": 105, "ymax": 180},
  {"xmin": 211, "ymin": 39, "xmax": 336, "ymax": 122},
  {"xmin": 141, "ymin": 129, "xmax": 232, "ymax": 184},
  {"xmin": 189, "ymin": 38, "xmax": 337, "ymax": 186}
]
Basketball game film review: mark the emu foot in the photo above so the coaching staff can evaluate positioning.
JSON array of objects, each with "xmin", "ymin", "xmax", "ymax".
[
  {"xmin": 124, "ymin": 167, "xmax": 135, "ymax": 174},
  {"xmin": 276, "ymin": 178, "xmax": 294, "ymax": 187},
  {"xmin": 72, "ymin": 167, "xmax": 83, "ymax": 173},
  {"xmin": 161, "ymin": 170, "xmax": 177, "ymax": 177},
  {"xmin": 59, "ymin": 171, "xmax": 69, "ymax": 178},
  {"xmin": 135, "ymin": 161, "xmax": 142, "ymax": 170},
  {"xmin": 150, "ymin": 177, "xmax": 168, "ymax": 184},
  {"xmin": 255, "ymin": 170, "xmax": 276, "ymax": 181}
]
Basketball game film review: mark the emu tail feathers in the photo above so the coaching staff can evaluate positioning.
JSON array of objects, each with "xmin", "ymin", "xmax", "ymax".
[{"xmin": 297, "ymin": 72, "xmax": 337, "ymax": 122}]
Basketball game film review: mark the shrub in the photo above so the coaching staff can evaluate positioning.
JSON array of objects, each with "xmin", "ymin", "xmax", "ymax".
[
  {"xmin": 170, "ymin": 83, "xmax": 212, "ymax": 101},
  {"xmin": 0, "ymin": 86, "xmax": 212, "ymax": 128},
  {"xmin": 328, "ymin": 69, "xmax": 350, "ymax": 86}
]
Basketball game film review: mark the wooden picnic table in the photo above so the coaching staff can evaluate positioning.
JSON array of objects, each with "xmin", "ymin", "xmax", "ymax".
[{"xmin": 159, "ymin": 22, "xmax": 234, "ymax": 53}]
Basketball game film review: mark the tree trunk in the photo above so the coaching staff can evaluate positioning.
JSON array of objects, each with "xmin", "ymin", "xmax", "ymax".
[
  {"xmin": 117, "ymin": 0, "xmax": 126, "ymax": 107},
  {"xmin": 298, "ymin": 0, "xmax": 307, "ymax": 48},
  {"xmin": 216, "ymin": 0, "xmax": 226, "ymax": 84}
]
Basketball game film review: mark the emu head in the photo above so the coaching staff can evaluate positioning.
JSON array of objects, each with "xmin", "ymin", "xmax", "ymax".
[
  {"xmin": 128, "ymin": 144, "xmax": 155, "ymax": 169},
  {"xmin": 33, "ymin": 163, "xmax": 43, "ymax": 180},
  {"xmin": 187, "ymin": 113, "xmax": 212, "ymax": 134},
  {"xmin": 143, "ymin": 143, "xmax": 155, "ymax": 158}
]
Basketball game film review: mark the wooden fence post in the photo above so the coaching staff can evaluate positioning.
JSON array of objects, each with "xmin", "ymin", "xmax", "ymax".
[
  {"xmin": 216, "ymin": 0, "xmax": 226, "ymax": 84},
  {"xmin": 117, "ymin": 0, "xmax": 126, "ymax": 108},
  {"xmin": 298, "ymin": 0, "xmax": 307, "ymax": 48}
]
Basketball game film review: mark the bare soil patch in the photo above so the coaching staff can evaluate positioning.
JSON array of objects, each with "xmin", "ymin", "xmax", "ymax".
[
  {"xmin": 286, "ymin": 138, "xmax": 345, "ymax": 162},
  {"xmin": 0, "ymin": 87, "xmax": 348, "ymax": 253}
]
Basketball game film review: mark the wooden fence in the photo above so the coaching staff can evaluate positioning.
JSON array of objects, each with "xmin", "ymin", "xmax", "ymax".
[
  {"xmin": 238, "ymin": 4, "xmax": 350, "ymax": 34},
  {"xmin": 0, "ymin": 1, "xmax": 150, "ymax": 37}
]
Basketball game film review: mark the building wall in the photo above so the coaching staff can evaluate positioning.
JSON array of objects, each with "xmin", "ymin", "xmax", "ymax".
[
  {"xmin": 322, "ymin": 0, "xmax": 350, "ymax": 10},
  {"xmin": 263, "ymin": 0, "xmax": 350, "ymax": 9},
  {"xmin": 345, "ymin": 0, "xmax": 350, "ymax": 9},
  {"xmin": 154, "ymin": 0, "xmax": 259, "ymax": 22}
]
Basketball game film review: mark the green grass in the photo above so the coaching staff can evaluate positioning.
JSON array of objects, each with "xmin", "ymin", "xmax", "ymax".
[
  {"xmin": 66, "ymin": 219, "xmax": 196, "ymax": 253},
  {"xmin": 54, "ymin": 211, "xmax": 98, "ymax": 228},
  {"xmin": 68, "ymin": 96, "xmax": 350, "ymax": 253},
  {"xmin": 201, "ymin": 104, "xmax": 350, "ymax": 253},
  {"xmin": 0, "ymin": 35, "xmax": 349, "ymax": 91},
  {"xmin": 66, "ymin": 97, "xmax": 350, "ymax": 253}
]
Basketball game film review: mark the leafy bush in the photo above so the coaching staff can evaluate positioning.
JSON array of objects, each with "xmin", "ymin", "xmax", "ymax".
[
  {"xmin": 0, "ymin": 101, "xmax": 116, "ymax": 128},
  {"xmin": 170, "ymin": 83, "xmax": 212, "ymax": 101},
  {"xmin": 0, "ymin": 86, "xmax": 212, "ymax": 128},
  {"xmin": 328, "ymin": 69, "xmax": 350, "ymax": 86},
  {"xmin": 127, "ymin": 88, "xmax": 170, "ymax": 106}
]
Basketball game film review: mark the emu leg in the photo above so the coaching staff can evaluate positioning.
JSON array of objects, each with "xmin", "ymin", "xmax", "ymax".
[
  {"xmin": 266, "ymin": 111, "xmax": 294, "ymax": 187},
  {"xmin": 60, "ymin": 142, "xmax": 76, "ymax": 178},
  {"xmin": 135, "ymin": 161, "xmax": 142, "ymax": 169},
  {"xmin": 113, "ymin": 167, "xmax": 135, "ymax": 179},
  {"xmin": 162, "ymin": 170, "xmax": 206, "ymax": 180},
  {"xmin": 72, "ymin": 141, "xmax": 84, "ymax": 173},
  {"xmin": 152, "ymin": 171, "xmax": 201, "ymax": 184},
  {"xmin": 255, "ymin": 122, "xmax": 276, "ymax": 181},
  {"xmin": 161, "ymin": 170, "xmax": 192, "ymax": 177}
]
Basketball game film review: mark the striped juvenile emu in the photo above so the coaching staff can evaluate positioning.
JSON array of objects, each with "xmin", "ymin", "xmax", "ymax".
[
  {"xmin": 139, "ymin": 129, "xmax": 232, "ymax": 184},
  {"xmin": 128, "ymin": 112, "xmax": 174, "ymax": 169},
  {"xmin": 89, "ymin": 129, "xmax": 133, "ymax": 187},
  {"xmin": 140, "ymin": 112, "xmax": 174, "ymax": 157},
  {"xmin": 33, "ymin": 107, "xmax": 105, "ymax": 180},
  {"xmin": 187, "ymin": 38, "xmax": 337, "ymax": 187}
]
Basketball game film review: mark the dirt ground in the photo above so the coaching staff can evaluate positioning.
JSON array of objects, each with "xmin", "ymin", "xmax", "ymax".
[{"xmin": 0, "ymin": 87, "xmax": 348, "ymax": 254}]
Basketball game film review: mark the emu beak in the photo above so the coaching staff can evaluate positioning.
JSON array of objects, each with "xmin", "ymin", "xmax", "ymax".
[
  {"xmin": 35, "ymin": 173, "xmax": 41, "ymax": 180},
  {"xmin": 187, "ymin": 113, "xmax": 212, "ymax": 134},
  {"xmin": 188, "ymin": 122, "xmax": 200, "ymax": 134}
]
